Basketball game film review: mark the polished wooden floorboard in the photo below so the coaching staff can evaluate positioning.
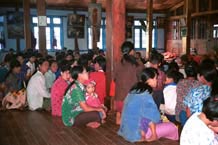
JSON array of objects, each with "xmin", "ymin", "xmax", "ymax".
[{"xmin": 0, "ymin": 110, "xmax": 179, "ymax": 145}]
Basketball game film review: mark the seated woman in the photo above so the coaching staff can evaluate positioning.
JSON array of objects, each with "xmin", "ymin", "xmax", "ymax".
[
  {"xmin": 62, "ymin": 65, "xmax": 106, "ymax": 128},
  {"xmin": 27, "ymin": 58, "xmax": 50, "ymax": 111},
  {"xmin": 176, "ymin": 61, "xmax": 201, "ymax": 126},
  {"xmin": 4, "ymin": 59, "xmax": 22, "ymax": 94},
  {"xmin": 118, "ymin": 68, "xmax": 178, "ymax": 142},
  {"xmin": 51, "ymin": 64, "xmax": 71, "ymax": 117},
  {"xmin": 45, "ymin": 60, "xmax": 58, "ymax": 92},
  {"xmin": 2, "ymin": 59, "xmax": 26, "ymax": 109},
  {"xmin": 180, "ymin": 96, "xmax": 218, "ymax": 145}
]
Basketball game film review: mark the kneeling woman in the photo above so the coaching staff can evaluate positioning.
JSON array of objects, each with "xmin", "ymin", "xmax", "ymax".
[
  {"xmin": 62, "ymin": 66, "xmax": 106, "ymax": 128},
  {"xmin": 118, "ymin": 68, "xmax": 178, "ymax": 142}
]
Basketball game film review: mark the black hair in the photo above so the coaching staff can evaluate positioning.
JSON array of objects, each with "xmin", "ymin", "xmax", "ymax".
[
  {"xmin": 99, "ymin": 49, "xmax": 105, "ymax": 55},
  {"xmin": 149, "ymin": 52, "xmax": 163, "ymax": 65},
  {"xmin": 78, "ymin": 54, "xmax": 89, "ymax": 69},
  {"xmin": 202, "ymin": 97, "xmax": 218, "ymax": 121},
  {"xmin": 5, "ymin": 59, "xmax": 21, "ymax": 79},
  {"xmin": 4, "ymin": 53, "xmax": 13, "ymax": 63},
  {"xmin": 15, "ymin": 52, "xmax": 24, "ymax": 58},
  {"xmin": 67, "ymin": 50, "xmax": 74, "ymax": 55},
  {"xmin": 64, "ymin": 65, "xmax": 85, "ymax": 95},
  {"xmin": 60, "ymin": 64, "xmax": 71, "ymax": 72},
  {"xmin": 168, "ymin": 61, "xmax": 179, "ymax": 72},
  {"xmin": 87, "ymin": 49, "xmax": 94, "ymax": 58},
  {"xmin": 136, "ymin": 51, "xmax": 142, "ymax": 57},
  {"xmin": 93, "ymin": 55, "xmax": 106, "ymax": 72},
  {"xmin": 56, "ymin": 53, "xmax": 66, "ymax": 65},
  {"xmin": 180, "ymin": 54, "xmax": 190, "ymax": 65},
  {"xmin": 49, "ymin": 60, "xmax": 57, "ymax": 67},
  {"xmin": 211, "ymin": 77, "xmax": 218, "ymax": 97},
  {"xmin": 38, "ymin": 58, "xmax": 48, "ymax": 66},
  {"xmin": 201, "ymin": 58, "xmax": 216, "ymax": 67},
  {"xmin": 130, "ymin": 67, "xmax": 157, "ymax": 94},
  {"xmin": 166, "ymin": 70, "xmax": 184, "ymax": 84},
  {"xmin": 184, "ymin": 61, "xmax": 198, "ymax": 78},
  {"xmin": 9, "ymin": 48, "xmax": 14, "ymax": 52},
  {"xmin": 46, "ymin": 55, "xmax": 54, "ymax": 61},
  {"xmin": 121, "ymin": 41, "xmax": 138, "ymax": 66},
  {"xmin": 10, "ymin": 59, "xmax": 21, "ymax": 70},
  {"xmin": 26, "ymin": 52, "xmax": 36, "ymax": 59},
  {"xmin": 199, "ymin": 59, "xmax": 217, "ymax": 83}
]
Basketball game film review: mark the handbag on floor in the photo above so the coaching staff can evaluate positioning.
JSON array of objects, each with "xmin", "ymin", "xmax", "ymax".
[{"xmin": 2, "ymin": 89, "xmax": 27, "ymax": 110}]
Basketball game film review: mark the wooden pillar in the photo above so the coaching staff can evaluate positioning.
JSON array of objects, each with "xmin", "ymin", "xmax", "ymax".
[
  {"xmin": 106, "ymin": 0, "xmax": 113, "ymax": 110},
  {"xmin": 196, "ymin": 0, "xmax": 199, "ymax": 13},
  {"xmin": 74, "ymin": 35, "xmax": 79, "ymax": 52},
  {"xmin": 185, "ymin": 0, "xmax": 191, "ymax": 55},
  {"xmin": 106, "ymin": 0, "xmax": 125, "ymax": 110},
  {"xmin": 146, "ymin": 0, "xmax": 153, "ymax": 59},
  {"xmin": 92, "ymin": 33, "xmax": 98, "ymax": 50},
  {"xmin": 23, "ymin": 0, "xmax": 31, "ymax": 50},
  {"xmin": 112, "ymin": 0, "xmax": 125, "ymax": 64},
  {"xmin": 15, "ymin": 6, "xmax": 20, "ymax": 53},
  {"xmin": 209, "ymin": 0, "xmax": 212, "ymax": 11},
  {"xmin": 91, "ymin": 0, "xmax": 98, "ymax": 51},
  {"xmin": 37, "ymin": 0, "xmax": 47, "ymax": 56}
]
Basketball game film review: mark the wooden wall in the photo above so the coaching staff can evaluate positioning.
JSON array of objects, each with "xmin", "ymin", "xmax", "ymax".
[{"xmin": 166, "ymin": 0, "xmax": 218, "ymax": 55}]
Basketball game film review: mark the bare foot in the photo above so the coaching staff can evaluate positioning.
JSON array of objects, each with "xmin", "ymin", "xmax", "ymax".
[
  {"xmin": 139, "ymin": 130, "xmax": 146, "ymax": 142},
  {"xmin": 86, "ymin": 122, "xmax": 100, "ymax": 128},
  {"xmin": 101, "ymin": 119, "xmax": 106, "ymax": 124},
  {"xmin": 116, "ymin": 112, "xmax": 121, "ymax": 125}
]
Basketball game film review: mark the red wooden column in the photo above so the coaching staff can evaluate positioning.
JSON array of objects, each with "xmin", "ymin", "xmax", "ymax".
[
  {"xmin": 106, "ymin": 0, "xmax": 126, "ymax": 110},
  {"xmin": 91, "ymin": 0, "xmax": 98, "ymax": 51},
  {"xmin": 112, "ymin": 0, "xmax": 126, "ymax": 64},
  {"xmin": 146, "ymin": 0, "xmax": 153, "ymax": 59},
  {"xmin": 185, "ymin": 0, "xmax": 191, "ymax": 55},
  {"xmin": 36, "ymin": 0, "xmax": 47, "ymax": 56},
  {"xmin": 23, "ymin": 0, "xmax": 31, "ymax": 50},
  {"xmin": 106, "ymin": 0, "xmax": 113, "ymax": 109}
]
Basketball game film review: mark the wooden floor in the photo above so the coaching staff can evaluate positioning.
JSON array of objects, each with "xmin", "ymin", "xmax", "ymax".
[{"xmin": 0, "ymin": 110, "xmax": 179, "ymax": 145}]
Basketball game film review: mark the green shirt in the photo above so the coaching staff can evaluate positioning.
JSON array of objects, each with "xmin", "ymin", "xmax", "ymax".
[{"xmin": 62, "ymin": 81, "xmax": 85, "ymax": 126}]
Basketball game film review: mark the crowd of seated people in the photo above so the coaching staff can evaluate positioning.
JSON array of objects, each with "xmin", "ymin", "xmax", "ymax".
[{"xmin": 1, "ymin": 44, "xmax": 218, "ymax": 144}]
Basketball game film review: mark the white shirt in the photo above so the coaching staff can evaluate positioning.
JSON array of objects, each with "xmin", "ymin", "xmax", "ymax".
[
  {"xmin": 26, "ymin": 61, "xmax": 36, "ymax": 75},
  {"xmin": 27, "ymin": 71, "xmax": 50, "ymax": 110},
  {"xmin": 163, "ymin": 84, "xmax": 177, "ymax": 115},
  {"xmin": 180, "ymin": 113, "xmax": 218, "ymax": 145},
  {"xmin": 44, "ymin": 70, "xmax": 56, "ymax": 90}
]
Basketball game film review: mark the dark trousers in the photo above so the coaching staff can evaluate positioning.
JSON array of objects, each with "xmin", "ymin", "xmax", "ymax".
[
  {"xmin": 153, "ymin": 90, "xmax": 164, "ymax": 109},
  {"xmin": 179, "ymin": 110, "xmax": 188, "ymax": 126},
  {"xmin": 165, "ymin": 114, "xmax": 176, "ymax": 123},
  {"xmin": 73, "ymin": 111, "xmax": 101, "ymax": 127}
]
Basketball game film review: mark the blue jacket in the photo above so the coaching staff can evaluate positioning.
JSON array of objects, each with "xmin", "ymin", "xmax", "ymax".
[{"xmin": 118, "ymin": 91, "xmax": 161, "ymax": 142}]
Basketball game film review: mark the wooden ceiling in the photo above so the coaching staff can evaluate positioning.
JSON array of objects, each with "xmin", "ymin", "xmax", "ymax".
[{"xmin": 0, "ymin": 0, "xmax": 183, "ymax": 12}]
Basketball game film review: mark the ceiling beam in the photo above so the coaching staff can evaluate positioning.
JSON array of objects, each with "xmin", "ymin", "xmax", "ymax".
[{"xmin": 169, "ymin": 1, "xmax": 184, "ymax": 11}]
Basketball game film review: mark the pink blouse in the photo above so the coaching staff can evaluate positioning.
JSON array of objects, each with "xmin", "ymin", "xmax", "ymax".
[
  {"xmin": 85, "ymin": 92, "xmax": 102, "ymax": 108},
  {"xmin": 51, "ymin": 77, "xmax": 68, "ymax": 116}
]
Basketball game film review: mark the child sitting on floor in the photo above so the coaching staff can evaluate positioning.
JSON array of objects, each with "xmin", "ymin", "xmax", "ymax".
[
  {"xmin": 160, "ymin": 70, "xmax": 184, "ymax": 123},
  {"xmin": 84, "ymin": 79, "xmax": 107, "ymax": 123}
]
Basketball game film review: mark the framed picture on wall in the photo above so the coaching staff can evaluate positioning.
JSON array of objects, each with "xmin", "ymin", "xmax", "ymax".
[
  {"xmin": 67, "ymin": 14, "xmax": 85, "ymax": 38},
  {"xmin": 7, "ymin": 12, "xmax": 24, "ymax": 38},
  {"xmin": 88, "ymin": 3, "xmax": 102, "ymax": 42},
  {"xmin": 88, "ymin": 3, "xmax": 102, "ymax": 27}
]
